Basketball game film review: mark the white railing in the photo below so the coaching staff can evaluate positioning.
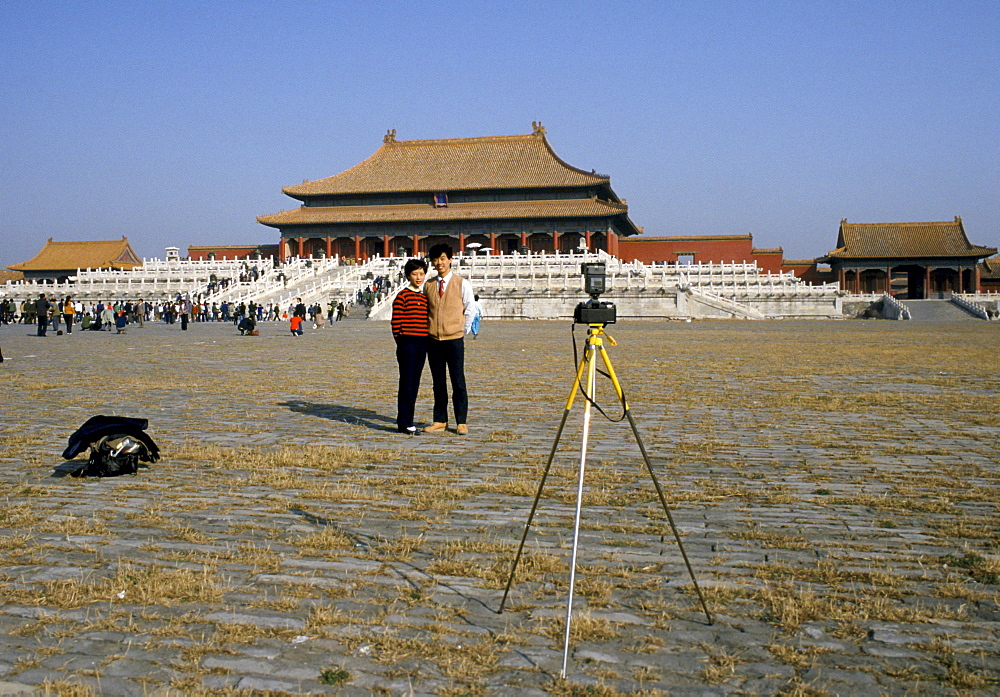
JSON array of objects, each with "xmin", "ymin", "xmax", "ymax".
[
  {"xmin": 951, "ymin": 294, "xmax": 990, "ymax": 320},
  {"xmin": 880, "ymin": 293, "xmax": 910, "ymax": 320}
]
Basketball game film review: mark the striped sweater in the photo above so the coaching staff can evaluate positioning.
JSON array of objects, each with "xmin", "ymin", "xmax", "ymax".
[{"xmin": 391, "ymin": 287, "xmax": 429, "ymax": 337}]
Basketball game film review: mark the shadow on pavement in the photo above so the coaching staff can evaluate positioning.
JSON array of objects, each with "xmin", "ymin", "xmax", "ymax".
[{"xmin": 279, "ymin": 400, "xmax": 396, "ymax": 432}]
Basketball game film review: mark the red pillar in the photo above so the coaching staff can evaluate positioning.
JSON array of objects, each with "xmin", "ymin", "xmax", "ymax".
[
  {"xmin": 354, "ymin": 236, "xmax": 361, "ymax": 261},
  {"xmin": 585, "ymin": 230, "xmax": 592, "ymax": 252},
  {"xmin": 413, "ymin": 234, "xmax": 420, "ymax": 256},
  {"xmin": 838, "ymin": 267, "xmax": 846, "ymax": 291},
  {"xmin": 974, "ymin": 265, "xmax": 981, "ymax": 293},
  {"xmin": 383, "ymin": 235, "xmax": 390, "ymax": 257},
  {"xmin": 489, "ymin": 232, "xmax": 496, "ymax": 253},
  {"xmin": 924, "ymin": 267, "xmax": 931, "ymax": 298},
  {"xmin": 520, "ymin": 232, "xmax": 528, "ymax": 250},
  {"xmin": 297, "ymin": 237, "xmax": 305, "ymax": 257},
  {"xmin": 279, "ymin": 238, "xmax": 287, "ymax": 263},
  {"xmin": 886, "ymin": 266, "xmax": 892, "ymax": 294},
  {"xmin": 458, "ymin": 232, "xmax": 465, "ymax": 254},
  {"xmin": 553, "ymin": 231, "xmax": 560, "ymax": 253},
  {"xmin": 325, "ymin": 237, "xmax": 332, "ymax": 259}
]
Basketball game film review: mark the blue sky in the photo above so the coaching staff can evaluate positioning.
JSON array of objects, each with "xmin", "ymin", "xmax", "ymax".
[{"xmin": 2, "ymin": 0, "xmax": 997, "ymax": 268}]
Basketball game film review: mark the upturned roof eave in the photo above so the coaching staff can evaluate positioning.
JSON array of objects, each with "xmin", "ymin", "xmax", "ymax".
[
  {"xmin": 282, "ymin": 179, "xmax": 610, "ymax": 200},
  {"xmin": 280, "ymin": 131, "xmax": 610, "ymax": 198}
]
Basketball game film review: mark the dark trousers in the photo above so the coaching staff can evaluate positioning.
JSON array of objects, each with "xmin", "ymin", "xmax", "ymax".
[
  {"xmin": 64, "ymin": 315, "xmax": 73, "ymax": 333},
  {"xmin": 395, "ymin": 336, "xmax": 427, "ymax": 430},
  {"xmin": 427, "ymin": 337, "xmax": 468, "ymax": 424},
  {"xmin": 180, "ymin": 313, "xmax": 188, "ymax": 330},
  {"xmin": 37, "ymin": 316, "xmax": 48, "ymax": 336}
]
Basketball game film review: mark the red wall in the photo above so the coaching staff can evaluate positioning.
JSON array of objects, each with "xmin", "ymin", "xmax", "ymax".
[
  {"xmin": 618, "ymin": 236, "xmax": 755, "ymax": 265},
  {"xmin": 617, "ymin": 235, "xmax": 832, "ymax": 284}
]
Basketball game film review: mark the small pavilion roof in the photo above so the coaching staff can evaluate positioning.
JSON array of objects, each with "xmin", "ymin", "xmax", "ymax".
[
  {"xmin": 259, "ymin": 197, "xmax": 631, "ymax": 227},
  {"xmin": 7, "ymin": 237, "xmax": 143, "ymax": 272},
  {"xmin": 981, "ymin": 255, "xmax": 1000, "ymax": 279},
  {"xmin": 824, "ymin": 218, "xmax": 996, "ymax": 260},
  {"xmin": 282, "ymin": 124, "xmax": 610, "ymax": 197}
]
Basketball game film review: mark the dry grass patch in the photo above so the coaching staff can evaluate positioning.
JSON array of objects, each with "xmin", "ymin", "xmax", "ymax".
[
  {"xmin": 735, "ymin": 526, "xmax": 812, "ymax": 550},
  {"xmin": 540, "ymin": 612, "xmax": 623, "ymax": 642},
  {"xmin": 768, "ymin": 642, "xmax": 834, "ymax": 669},
  {"xmin": 0, "ymin": 502, "xmax": 49, "ymax": 528},
  {"xmin": 37, "ymin": 680, "xmax": 96, "ymax": 697},
  {"xmin": 297, "ymin": 526, "xmax": 356, "ymax": 553},
  {"xmin": 700, "ymin": 644, "xmax": 746, "ymax": 684},
  {"xmin": 35, "ymin": 515, "xmax": 111, "ymax": 536},
  {"xmin": 343, "ymin": 632, "xmax": 504, "ymax": 682},
  {"xmin": 756, "ymin": 580, "xmax": 968, "ymax": 633},
  {"xmin": 181, "ymin": 442, "xmax": 401, "ymax": 470},
  {"xmin": 1, "ymin": 562, "xmax": 225, "ymax": 608}
]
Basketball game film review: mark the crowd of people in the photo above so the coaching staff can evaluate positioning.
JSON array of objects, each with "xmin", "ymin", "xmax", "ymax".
[{"xmin": 0, "ymin": 294, "xmax": 356, "ymax": 335}]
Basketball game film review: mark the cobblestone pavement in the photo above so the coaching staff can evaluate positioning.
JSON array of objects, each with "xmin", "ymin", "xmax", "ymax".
[{"xmin": 0, "ymin": 318, "xmax": 998, "ymax": 696}]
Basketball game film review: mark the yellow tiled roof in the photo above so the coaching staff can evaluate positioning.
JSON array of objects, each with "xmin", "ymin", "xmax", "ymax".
[
  {"xmin": 283, "ymin": 127, "xmax": 608, "ymax": 197},
  {"xmin": 258, "ymin": 197, "xmax": 628, "ymax": 227},
  {"xmin": 826, "ymin": 218, "xmax": 997, "ymax": 259},
  {"xmin": 7, "ymin": 237, "xmax": 143, "ymax": 272},
  {"xmin": 981, "ymin": 255, "xmax": 1000, "ymax": 279}
]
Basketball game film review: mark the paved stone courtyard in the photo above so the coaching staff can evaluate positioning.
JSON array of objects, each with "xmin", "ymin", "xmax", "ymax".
[{"xmin": 0, "ymin": 318, "xmax": 997, "ymax": 696}]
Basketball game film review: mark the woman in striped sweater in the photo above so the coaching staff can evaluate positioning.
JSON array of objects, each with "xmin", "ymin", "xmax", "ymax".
[{"xmin": 391, "ymin": 258, "xmax": 430, "ymax": 434}]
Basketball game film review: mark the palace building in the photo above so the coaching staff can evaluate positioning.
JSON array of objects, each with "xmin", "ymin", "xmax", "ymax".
[
  {"xmin": 821, "ymin": 218, "xmax": 997, "ymax": 297},
  {"xmin": 257, "ymin": 123, "xmax": 641, "ymax": 262}
]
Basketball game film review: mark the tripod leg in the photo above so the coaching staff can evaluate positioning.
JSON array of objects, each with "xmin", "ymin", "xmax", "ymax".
[
  {"xmin": 499, "ymin": 349, "xmax": 589, "ymax": 613},
  {"xmin": 598, "ymin": 347, "xmax": 715, "ymax": 625},
  {"xmin": 562, "ymin": 341, "xmax": 598, "ymax": 678}
]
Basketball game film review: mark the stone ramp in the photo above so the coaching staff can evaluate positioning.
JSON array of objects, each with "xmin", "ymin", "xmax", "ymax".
[{"xmin": 902, "ymin": 299, "xmax": 981, "ymax": 321}]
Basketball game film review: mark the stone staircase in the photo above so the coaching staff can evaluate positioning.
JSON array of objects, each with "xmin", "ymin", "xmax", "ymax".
[{"xmin": 901, "ymin": 299, "xmax": 982, "ymax": 321}]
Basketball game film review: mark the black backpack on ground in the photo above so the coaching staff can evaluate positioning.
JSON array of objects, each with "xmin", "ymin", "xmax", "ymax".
[{"xmin": 62, "ymin": 415, "xmax": 160, "ymax": 477}]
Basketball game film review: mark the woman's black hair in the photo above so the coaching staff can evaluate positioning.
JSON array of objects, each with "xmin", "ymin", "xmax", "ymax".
[{"xmin": 403, "ymin": 258, "xmax": 428, "ymax": 277}]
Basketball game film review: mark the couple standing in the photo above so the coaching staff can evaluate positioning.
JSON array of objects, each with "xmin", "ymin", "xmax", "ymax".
[{"xmin": 391, "ymin": 244, "xmax": 476, "ymax": 436}]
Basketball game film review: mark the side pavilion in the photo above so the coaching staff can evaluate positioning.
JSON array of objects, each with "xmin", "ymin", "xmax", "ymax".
[
  {"xmin": 821, "ymin": 218, "xmax": 997, "ymax": 297},
  {"xmin": 7, "ymin": 237, "xmax": 143, "ymax": 283},
  {"xmin": 257, "ymin": 123, "xmax": 641, "ymax": 262}
]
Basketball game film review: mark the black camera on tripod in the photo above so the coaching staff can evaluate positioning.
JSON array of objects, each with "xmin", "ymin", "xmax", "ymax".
[{"xmin": 574, "ymin": 262, "xmax": 617, "ymax": 325}]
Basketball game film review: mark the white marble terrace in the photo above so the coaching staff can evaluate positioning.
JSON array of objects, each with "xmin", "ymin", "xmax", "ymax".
[{"xmin": 1, "ymin": 252, "xmax": 851, "ymax": 319}]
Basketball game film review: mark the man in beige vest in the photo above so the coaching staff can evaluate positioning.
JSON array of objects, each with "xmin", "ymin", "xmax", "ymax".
[{"xmin": 423, "ymin": 244, "xmax": 476, "ymax": 435}]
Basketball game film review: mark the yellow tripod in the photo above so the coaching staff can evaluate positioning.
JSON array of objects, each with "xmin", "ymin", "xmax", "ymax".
[{"xmin": 499, "ymin": 323, "xmax": 714, "ymax": 678}]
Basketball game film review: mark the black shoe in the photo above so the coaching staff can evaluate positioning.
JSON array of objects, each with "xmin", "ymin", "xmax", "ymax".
[{"xmin": 397, "ymin": 426, "xmax": 419, "ymax": 435}]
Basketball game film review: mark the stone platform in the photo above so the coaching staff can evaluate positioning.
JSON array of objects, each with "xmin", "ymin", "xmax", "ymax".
[{"xmin": 0, "ymin": 318, "xmax": 997, "ymax": 695}]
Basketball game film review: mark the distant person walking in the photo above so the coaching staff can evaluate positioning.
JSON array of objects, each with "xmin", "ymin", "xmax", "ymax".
[
  {"xmin": 35, "ymin": 294, "xmax": 51, "ymax": 336},
  {"xmin": 63, "ymin": 296, "xmax": 76, "ymax": 334},
  {"xmin": 470, "ymin": 294, "xmax": 483, "ymax": 339}
]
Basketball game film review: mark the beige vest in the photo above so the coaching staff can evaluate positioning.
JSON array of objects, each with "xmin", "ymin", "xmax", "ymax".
[{"xmin": 425, "ymin": 274, "xmax": 465, "ymax": 340}]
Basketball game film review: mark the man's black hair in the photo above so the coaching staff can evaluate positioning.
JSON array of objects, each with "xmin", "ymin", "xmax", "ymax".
[
  {"xmin": 427, "ymin": 243, "xmax": 453, "ymax": 260},
  {"xmin": 403, "ymin": 258, "xmax": 427, "ymax": 277}
]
